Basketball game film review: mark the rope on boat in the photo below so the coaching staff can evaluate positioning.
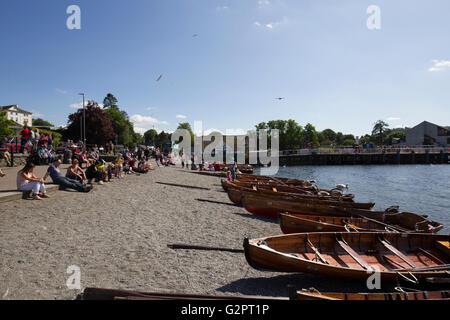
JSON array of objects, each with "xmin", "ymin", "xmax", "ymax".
[{"xmin": 396, "ymin": 272, "xmax": 419, "ymax": 284}]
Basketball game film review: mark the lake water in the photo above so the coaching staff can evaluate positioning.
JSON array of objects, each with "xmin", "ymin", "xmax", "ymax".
[{"xmin": 255, "ymin": 164, "xmax": 450, "ymax": 231}]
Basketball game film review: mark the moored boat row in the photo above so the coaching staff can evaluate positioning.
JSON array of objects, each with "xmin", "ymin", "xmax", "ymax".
[{"xmin": 218, "ymin": 172, "xmax": 449, "ymax": 290}]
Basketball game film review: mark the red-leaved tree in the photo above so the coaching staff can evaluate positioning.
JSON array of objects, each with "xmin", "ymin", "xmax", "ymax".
[{"xmin": 65, "ymin": 101, "xmax": 115, "ymax": 146}]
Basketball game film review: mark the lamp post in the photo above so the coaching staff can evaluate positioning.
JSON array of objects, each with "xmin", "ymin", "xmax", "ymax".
[{"xmin": 79, "ymin": 93, "xmax": 86, "ymax": 151}]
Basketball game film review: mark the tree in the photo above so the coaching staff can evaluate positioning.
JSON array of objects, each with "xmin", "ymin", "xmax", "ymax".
[
  {"xmin": 65, "ymin": 101, "xmax": 115, "ymax": 146},
  {"xmin": 103, "ymin": 93, "xmax": 118, "ymax": 109},
  {"xmin": 372, "ymin": 120, "xmax": 389, "ymax": 145},
  {"xmin": 102, "ymin": 94, "xmax": 137, "ymax": 147},
  {"xmin": 0, "ymin": 111, "xmax": 14, "ymax": 136},
  {"xmin": 321, "ymin": 129, "xmax": 337, "ymax": 143},
  {"xmin": 176, "ymin": 122, "xmax": 195, "ymax": 146},
  {"xmin": 144, "ymin": 129, "xmax": 158, "ymax": 146},
  {"xmin": 303, "ymin": 123, "xmax": 319, "ymax": 146},
  {"xmin": 32, "ymin": 118, "xmax": 54, "ymax": 128},
  {"xmin": 284, "ymin": 120, "xmax": 303, "ymax": 150}
]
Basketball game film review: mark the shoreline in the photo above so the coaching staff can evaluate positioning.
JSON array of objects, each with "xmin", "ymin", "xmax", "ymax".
[{"xmin": 1, "ymin": 165, "xmax": 397, "ymax": 300}]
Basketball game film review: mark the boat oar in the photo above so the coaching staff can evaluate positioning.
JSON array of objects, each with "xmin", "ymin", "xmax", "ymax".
[
  {"xmin": 196, "ymin": 199, "xmax": 238, "ymax": 206},
  {"xmin": 156, "ymin": 182, "xmax": 210, "ymax": 190},
  {"xmin": 333, "ymin": 207, "xmax": 408, "ymax": 233},
  {"xmin": 355, "ymin": 215, "xmax": 409, "ymax": 233},
  {"xmin": 168, "ymin": 244, "xmax": 244, "ymax": 253}
]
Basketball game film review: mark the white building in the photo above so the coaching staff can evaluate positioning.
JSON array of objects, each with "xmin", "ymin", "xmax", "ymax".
[{"xmin": 0, "ymin": 105, "xmax": 33, "ymax": 126}]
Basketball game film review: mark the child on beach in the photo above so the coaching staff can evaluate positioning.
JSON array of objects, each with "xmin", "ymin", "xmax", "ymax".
[{"xmin": 115, "ymin": 154, "xmax": 124, "ymax": 179}]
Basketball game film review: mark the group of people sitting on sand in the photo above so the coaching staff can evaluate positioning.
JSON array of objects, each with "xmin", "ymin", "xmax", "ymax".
[{"xmin": 14, "ymin": 147, "xmax": 154, "ymax": 200}]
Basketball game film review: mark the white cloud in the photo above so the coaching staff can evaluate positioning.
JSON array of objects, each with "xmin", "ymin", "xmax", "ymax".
[
  {"xmin": 429, "ymin": 60, "xmax": 450, "ymax": 72},
  {"xmin": 146, "ymin": 106, "xmax": 158, "ymax": 111},
  {"xmin": 386, "ymin": 117, "xmax": 400, "ymax": 121},
  {"xmin": 70, "ymin": 102, "xmax": 104, "ymax": 109},
  {"xmin": 194, "ymin": 128, "xmax": 249, "ymax": 136},
  {"xmin": 216, "ymin": 6, "xmax": 230, "ymax": 12},
  {"xmin": 31, "ymin": 110, "xmax": 44, "ymax": 118},
  {"xmin": 258, "ymin": 0, "xmax": 271, "ymax": 9},
  {"xmin": 176, "ymin": 114, "xmax": 187, "ymax": 119},
  {"xmin": 55, "ymin": 88, "xmax": 68, "ymax": 94},
  {"xmin": 254, "ymin": 17, "xmax": 288, "ymax": 30},
  {"xmin": 70, "ymin": 103, "xmax": 83, "ymax": 109},
  {"xmin": 130, "ymin": 114, "xmax": 169, "ymax": 126}
]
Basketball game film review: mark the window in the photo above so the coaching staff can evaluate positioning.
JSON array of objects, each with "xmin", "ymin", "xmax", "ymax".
[{"xmin": 437, "ymin": 127, "xmax": 449, "ymax": 136}]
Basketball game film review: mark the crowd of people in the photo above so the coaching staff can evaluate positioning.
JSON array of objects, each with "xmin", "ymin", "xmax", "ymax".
[{"xmin": 9, "ymin": 144, "xmax": 155, "ymax": 200}]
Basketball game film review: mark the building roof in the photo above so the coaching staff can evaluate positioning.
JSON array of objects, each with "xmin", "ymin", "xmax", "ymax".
[
  {"xmin": 411, "ymin": 121, "xmax": 449, "ymax": 130},
  {"xmin": 0, "ymin": 105, "xmax": 33, "ymax": 115}
]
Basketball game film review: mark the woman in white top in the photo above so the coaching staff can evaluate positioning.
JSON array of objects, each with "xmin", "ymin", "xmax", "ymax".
[{"xmin": 17, "ymin": 162, "xmax": 50, "ymax": 200}]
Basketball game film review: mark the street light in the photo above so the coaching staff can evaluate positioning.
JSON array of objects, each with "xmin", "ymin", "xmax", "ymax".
[{"xmin": 79, "ymin": 93, "xmax": 86, "ymax": 150}]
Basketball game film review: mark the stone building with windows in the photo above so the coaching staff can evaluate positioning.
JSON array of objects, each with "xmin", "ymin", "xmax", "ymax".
[
  {"xmin": 405, "ymin": 121, "xmax": 449, "ymax": 147},
  {"xmin": 0, "ymin": 105, "xmax": 33, "ymax": 126}
]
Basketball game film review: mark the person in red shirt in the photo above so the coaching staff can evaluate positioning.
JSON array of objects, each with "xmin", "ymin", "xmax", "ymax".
[
  {"xmin": 214, "ymin": 162, "xmax": 221, "ymax": 172},
  {"xmin": 20, "ymin": 126, "xmax": 30, "ymax": 154}
]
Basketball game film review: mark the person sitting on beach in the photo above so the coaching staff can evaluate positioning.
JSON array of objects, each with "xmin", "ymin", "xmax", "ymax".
[
  {"xmin": 128, "ymin": 157, "xmax": 137, "ymax": 172},
  {"xmin": 86, "ymin": 160, "xmax": 107, "ymax": 185},
  {"xmin": 87, "ymin": 148, "xmax": 99, "ymax": 162},
  {"xmin": 66, "ymin": 158, "xmax": 87, "ymax": 182},
  {"xmin": 17, "ymin": 162, "xmax": 50, "ymax": 200},
  {"xmin": 123, "ymin": 160, "xmax": 135, "ymax": 175},
  {"xmin": 38, "ymin": 144, "xmax": 55, "ymax": 165},
  {"xmin": 0, "ymin": 138, "xmax": 12, "ymax": 167},
  {"xmin": 132, "ymin": 158, "xmax": 149, "ymax": 174},
  {"xmin": 44, "ymin": 157, "xmax": 93, "ymax": 193},
  {"xmin": 213, "ymin": 162, "xmax": 221, "ymax": 172}
]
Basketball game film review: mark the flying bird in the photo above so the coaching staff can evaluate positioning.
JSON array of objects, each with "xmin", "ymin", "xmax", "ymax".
[
  {"xmin": 156, "ymin": 74, "xmax": 163, "ymax": 82},
  {"xmin": 192, "ymin": 34, "xmax": 198, "ymax": 37},
  {"xmin": 276, "ymin": 97, "xmax": 285, "ymax": 100}
]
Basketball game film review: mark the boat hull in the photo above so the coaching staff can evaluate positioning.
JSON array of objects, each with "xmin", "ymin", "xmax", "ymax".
[{"xmin": 244, "ymin": 232, "xmax": 450, "ymax": 283}]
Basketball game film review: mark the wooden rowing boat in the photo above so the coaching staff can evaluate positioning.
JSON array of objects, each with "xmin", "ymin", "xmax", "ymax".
[
  {"xmin": 329, "ymin": 207, "xmax": 443, "ymax": 233},
  {"xmin": 236, "ymin": 174, "xmax": 313, "ymax": 187},
  {"xmin": 241, "ymin": 192, "xmax": 375, "ymax": 218},
  {"xmin": 225, "ymin": 184, "xmax": 354, "ymax": 208},
  {"xmin": 244, "ymin": 232, "xmax": 450, "ymax": 283},
  {"xmin": 222, "ymin": 179, "xmax": 317, "ymax": 194},
  {"xmin": 291, "ymin": 288, "xmax": 450, "ymax": 300},
  {"xmin": 279, "ymin": 213, "xmax": 443, "ymax": 234}
]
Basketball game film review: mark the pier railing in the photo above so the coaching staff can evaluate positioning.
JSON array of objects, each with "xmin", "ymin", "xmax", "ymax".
[{"xmin": 280, "ymin": 145, "xmax": 448, "ymax": 156}]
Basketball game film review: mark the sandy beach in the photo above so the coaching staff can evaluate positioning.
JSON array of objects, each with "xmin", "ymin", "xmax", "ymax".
[{"xmin": 0, "ymin": 164, "xmax": 390, "ymax": 300}]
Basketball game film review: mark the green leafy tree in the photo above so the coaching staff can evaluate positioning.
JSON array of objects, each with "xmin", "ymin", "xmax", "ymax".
[
  {"xmin": 144, "ymin": 129, "xmax": 158, "ymax": 146},
  {"xmin": 102, "ymin": 94, "xmax": 137, "ymax": 148},
  {"xmin": 103, "ymin": 93, "xmax": 118, "ymax": 109},
  {"xmin": 284, "ymin": 120, "xmax": 303, "ymax": 150},
  {"xmin": 303, "ymin": 123, "xmax": 319, "ymax": 146},
  {"xmin": 321, "ymin": 129, "xmax": 337, "ymax": 143},
  {"xmin": 0, "ymin": 111, "xmax": 14, "ymax": 136},
  {"xmin": 32, "ymin": 118, "xmax": 54, "ymax": 128},
  {"xmin": 372, "ymin": 120, "xmax": 389, "ymax": 145},
  {"xmin": 176, "ymin": 122, "xmax": 195, "ymax": 146}
]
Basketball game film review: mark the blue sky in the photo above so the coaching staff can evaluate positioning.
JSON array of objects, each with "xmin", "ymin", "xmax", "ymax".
[{"xmin": 1, "ymin": 0, "xmax": 449, "ymax": 137}]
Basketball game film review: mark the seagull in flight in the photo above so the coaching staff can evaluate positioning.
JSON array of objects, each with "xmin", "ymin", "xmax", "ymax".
[
  {"xmin": 276, "ymin": 97, "xmax": 285, "ymax": 100},
  {"xmin": 156, "ymin": 74, "xmax": 163, "ymax": 82},
  {"xmin": 192, "ymin": 34, "xmax": 198, "ymax": 38}
]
